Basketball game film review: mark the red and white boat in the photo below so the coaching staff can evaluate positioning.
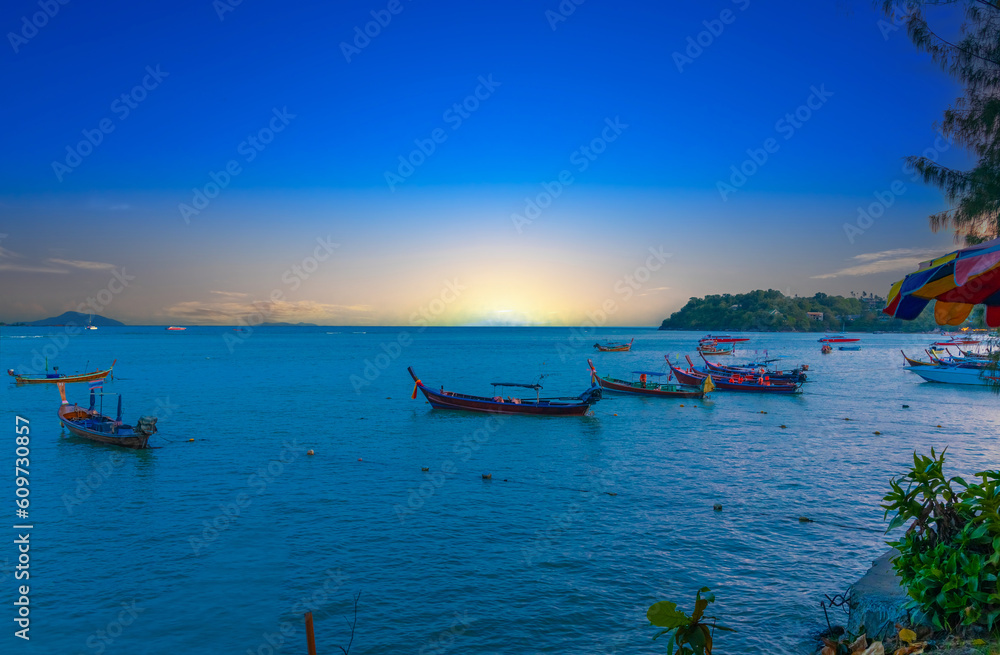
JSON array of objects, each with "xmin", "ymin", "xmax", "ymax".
[
  {"xmin": 699, "ymin": 334, "xmax": 750, "ymax": 344},
  {"xmin": 165, "ymin": 326, "xmax": 186, "ymax": 331},
  {"xmin": 817, "ymin": 335, "xmax": 860, "ymax": 343},
  {"xmin": 932, "ymin": 338, "xmax": 980, "ymax": 346}
]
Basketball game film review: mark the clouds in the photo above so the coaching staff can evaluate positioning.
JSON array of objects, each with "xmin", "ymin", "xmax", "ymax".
[
  {"xmin": 637, "ymin": 285, "xmax": 671, "ymax": 297},
  {"xmin": 0, "ymin": 262, "xmax": 70, "ymax": 274},
  {"xmin": 162, "ymin": 297, "xmax": 374, "ymax": 324},
  {"xmin": 811, "ymin": 248, "xmax": 941, "ymax": 279},
  {"xmin": 48, "ymin": 258, "xmax": 117, "ymax": 271},
  {"xmin": 0, "ymin": 241, "xmax": 117, "ymax": 274}
]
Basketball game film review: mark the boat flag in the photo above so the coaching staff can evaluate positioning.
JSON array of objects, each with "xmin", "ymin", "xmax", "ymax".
[
  {"xmin": 411, "ymin": 379, "xmax": 421, "ymax": 399},
  {"xmin": 701, "ymin": 375, "xmax": 715, "ymax": 394},
  {"xmin": 89, "ymin": 379, "xmax": 103, "ymax": 391}
]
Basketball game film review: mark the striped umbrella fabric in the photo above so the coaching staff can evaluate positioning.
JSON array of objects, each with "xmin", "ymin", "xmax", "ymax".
[{"xmin": 884, "ymin": 236, "xmax": 1000, "ymax": 326}]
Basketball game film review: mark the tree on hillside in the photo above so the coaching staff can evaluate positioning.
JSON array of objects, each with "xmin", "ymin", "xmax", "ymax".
[{"xmin": 879, "ymin": 0, "xmax": 1000, "ymax": 244}]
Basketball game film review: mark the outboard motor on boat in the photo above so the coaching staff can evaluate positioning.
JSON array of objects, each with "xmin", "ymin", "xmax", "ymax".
[
  {"xmin": 135, "ymin": 416, "xmax": 158, "ymax": 436},
  {"xmin": 578, "ymin": 385, "xmax": 603, "ymax": 405}
]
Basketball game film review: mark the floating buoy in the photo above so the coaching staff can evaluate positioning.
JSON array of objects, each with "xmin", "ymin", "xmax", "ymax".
[
  {"xmin": 482, "ymin": 473, "xmax": 492, "ymax": 480},
  {"xmin": 936, "ymin": 425, "xmax": 942, "ymax": 428},
  {"xmin": 421, "ymin": 467, "xmax": 429, "ymax": 472},
  {"xmin": 386, "ymin": 397, "xmax": 391, "ymax": 399},
  {"xmin": 680, "ymin": 404, "xmax": 685, "ymax": 407},
  {"xmin": 843, "ymin": 418, "xmax": 851, "ymax": 421},
  {"xmin": 605, "ymin": 492, "xmax": 617, "ymax": 496},
  {"xmin": 188, "ymin": 438, "xmax": 194, "ymax": 442},
  {"xmin": 613, "ymin": 413, "xmax": 617, "ymax": 416},
  {"xmin": 798, "ymin": 516, "xmax": 814, "ymax": 523},
  {"xmin": 307, "ymin": 449, "xmax": 315, "ymax": 456},
  {"xmin": 358, "ymin": 457, "xmax": 363, "ymax": 461},
  {"xmin": 779, "ymin": 425, "xmax": 787, "ymax": 429},
  {"xmin": 873, "ymin": 431, "xmax": 881, "ymax": 436},
  {"xmin": 713, "ymin": 503, "xmax": 723, "ymax": 511},
  {"xmin": 902, "ymin": 404, "xmax": 910, "ymax": 408}
]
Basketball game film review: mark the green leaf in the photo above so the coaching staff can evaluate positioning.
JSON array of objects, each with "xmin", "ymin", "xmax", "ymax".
[
  {"xmin": 652, "ymin": 628, "xmax": 673, "ymax": 642},
  {"xmin": 648, "ymin": 601, "xmax": 690, "ymax": 629},
  {"xmin": 887, "ymin": 513, "xmax": 908, "ymax": 531}
]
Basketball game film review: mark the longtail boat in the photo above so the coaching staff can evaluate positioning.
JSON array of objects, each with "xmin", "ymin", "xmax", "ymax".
[
  {"xmin": 56, "ymin": 382, "xmax": 157, "ymax": 449},
  {"xmin": 838, "ymin": 345, "xmax": 862, "ymax": 351},
  {"xmin": 901, "ymin": 350, "xmax": 933, "ymax": 366},
  {"xmin": 165, "ymin": 326, "xmax": 186, "ymax": 331},
  {"xmin": 593, "ymin": 338, "xmax": 633, "ymax": 352},
  {"xmin": 587, "ymin": 359, "xmax": 709, "ymax": 398},
  {"xmin": 667, "ymin": 356, "xmax": 801, "ymax": 394},
  {"xmin": 821, "ymin": 344, "xmax": 833, "ymax": 354},
  {"xmin": 818, "ymin": 335, "xmax": 860, "ymax": 343},
  {"xmin": 697, "ymin": 341, "xmax": 734, "ymax": 356},
  {"xmin": 697, "ymin": 353, "xmax": 807, "ymax": 382},
  {"xmin": 407, "ymin": 367, "xmax": 601, "ymax": 416},
  {"xmin": 8, "ymin": 360, "xmax": 116, "ymax": 386}
]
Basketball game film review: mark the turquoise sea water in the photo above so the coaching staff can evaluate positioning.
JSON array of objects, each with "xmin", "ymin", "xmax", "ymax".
[{"xmin": 1, "ymin": 326, "xmax": 998, "ymax": 654}]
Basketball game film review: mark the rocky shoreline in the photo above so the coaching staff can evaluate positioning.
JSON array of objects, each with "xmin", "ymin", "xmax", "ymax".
[{"xmin": 825, "ymin": 551, "xmax": 999, "ymax": 655}]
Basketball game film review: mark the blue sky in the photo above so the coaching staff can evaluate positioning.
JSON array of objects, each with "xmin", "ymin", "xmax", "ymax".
[{"xmin": 0, "ymin": 0, "xmax": 969, "ymax": 325}]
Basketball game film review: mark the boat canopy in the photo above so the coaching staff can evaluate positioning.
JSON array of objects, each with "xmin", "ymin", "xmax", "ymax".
[
  {"xmin": 631, "ymin": 371, "xmax": 666, "ymax": 376},
  {"xmin": 490, "ymin": 382, "xmax": 542, "ymax": 389}
]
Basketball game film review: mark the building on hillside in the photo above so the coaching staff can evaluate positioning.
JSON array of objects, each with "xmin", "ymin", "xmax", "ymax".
[{"xmin": 807, "ymin": 312, "xmax": 824, "ymax": 321}]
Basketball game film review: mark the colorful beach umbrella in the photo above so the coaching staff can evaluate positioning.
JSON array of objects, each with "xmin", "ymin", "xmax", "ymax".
[{"xmin": 884, "ymin": 236, "xmax": 1000, "ymax": 326}]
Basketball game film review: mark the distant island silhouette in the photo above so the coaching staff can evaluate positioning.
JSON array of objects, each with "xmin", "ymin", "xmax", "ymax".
[
  {"xmin": 3, "ymin": 311, "xmax": 126, "ymax": 327},
  {"xmin": 659, "ymin": 289, "xmax": 950, "ymax": 333}
]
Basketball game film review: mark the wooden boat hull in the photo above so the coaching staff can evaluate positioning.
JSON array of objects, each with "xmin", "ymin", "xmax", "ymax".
[
  {"xmin": 697, "ymin": 347, "xmax": 733, "ymax": 356},
  {"xmin": 57, "ymin": 404, "xmax": 153, "ymax": 449},
  {"xmin": 594, "ymin": 375, "xmax": 705, "ymax": 398},
  {"xmin": 670, "ymin": 365, "xmax": 800, "ymax": 394},
  {"xmin": 594, "ymin": 338, "xmax": 634, "ymax": 352},
  {"xmin": 699, "ymin": 360, "xmax": 806, "ymax": 383},
  {"xmin": 408, "ymin": 367, "xmax": 600, "ymax": 416},
  {"xmin": 901, "ymin": 350, "xmax": 933, "ymax": 366},
  {"xmin": 9, "ymin": 361, "xmax": 115, "ymax": 385}
]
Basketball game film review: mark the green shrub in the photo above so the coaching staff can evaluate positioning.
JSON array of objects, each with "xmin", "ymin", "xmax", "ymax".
[
  {"xmin": 882, "ymin": 448, "xmax": 1000, "ymax": 632},
  {"xmin": 647, "ymin": 587, "xmax": 733, "ymax": 654}
]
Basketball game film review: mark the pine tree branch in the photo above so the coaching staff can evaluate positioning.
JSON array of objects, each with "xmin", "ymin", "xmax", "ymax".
[
  {"xmin": 971, "ymin": 0, "xmax": 1000, "ymax": 14},
  {"xmin": 918, "ymin": 21, "xmax": 1000, "ymax": 68}
]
